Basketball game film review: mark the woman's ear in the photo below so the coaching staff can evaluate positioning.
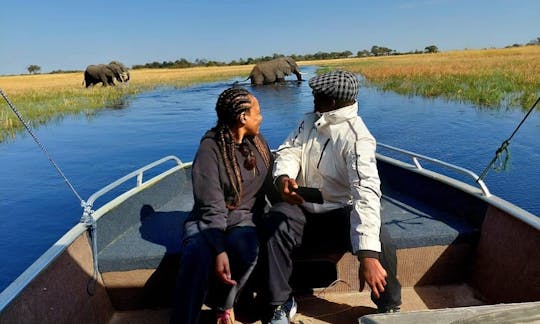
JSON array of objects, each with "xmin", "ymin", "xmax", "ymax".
[{"xmin": 239, "ymin": 112, "xmax": 247, "ymax": 124}]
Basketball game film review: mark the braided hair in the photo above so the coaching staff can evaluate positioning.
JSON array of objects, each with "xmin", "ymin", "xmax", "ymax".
[{"xmin": 214, "ymin": 87, "xmax": 271, "ymax": 209}]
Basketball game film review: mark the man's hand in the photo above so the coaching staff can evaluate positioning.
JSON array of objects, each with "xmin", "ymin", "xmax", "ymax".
[
  {"xmin": 215, "ymin": 252, "xmax": 237, "ymax": 286},
  {"xmin": 276, "ymin": 175, "xmax": 304, "ymax": 205},
  {"xmin": 359, "ymin": 257, "xmax": 387, "ymax": 299}
]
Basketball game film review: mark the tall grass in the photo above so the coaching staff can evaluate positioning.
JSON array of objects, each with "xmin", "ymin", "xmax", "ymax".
[
  {"xmin": 1, "ymin": 47, "xmax": 539, "ymax": 142},
  {"xmin": 306, "ymin": 46, "xmax": 540, "ymax": 110},
  {"xmin": 0, "ymin": 66, "xmax": 252, "ymax": 142}
]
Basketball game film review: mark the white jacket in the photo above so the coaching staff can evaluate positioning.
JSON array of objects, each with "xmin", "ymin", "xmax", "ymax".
[{"xmin": 273, "ymin": 102, "xmax": 382, "ymax": 253}]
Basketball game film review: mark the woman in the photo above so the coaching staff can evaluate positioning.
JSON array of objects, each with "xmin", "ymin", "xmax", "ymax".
[{"xmin": 170, "ymin": 87, "xmax": 274, "ymax": 324}]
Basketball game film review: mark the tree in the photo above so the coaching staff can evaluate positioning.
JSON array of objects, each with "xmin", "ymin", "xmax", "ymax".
[
  {"xmin": 371, "ymin": 45, "xmax": 393, "ymax": 56},
  {"xmin": 526, "ymin": 37, "xmax": 540, "ymax": 45},
  {"xmin": 357, "ymin": 49, "xmax": 371, "ymax": 57},
  {"xmin": 424, "ymin": 45, "xmax": 439, "ymax": 53},
  {"xmin": 27, "ymin": 65, "xmax": 41, "ymax": 74},
  {"xmin": 341, "ymin": 50, "xmax": 353, "ymax": 58}
]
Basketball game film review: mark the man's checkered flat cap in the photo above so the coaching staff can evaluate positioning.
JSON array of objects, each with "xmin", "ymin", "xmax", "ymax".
[{"xmin": 308, "ymin": 70, "xmax": 359, "ymax": 102}]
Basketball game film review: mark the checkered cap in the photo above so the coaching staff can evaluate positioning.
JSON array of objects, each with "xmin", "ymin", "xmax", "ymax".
[{"xmin": 308, "ymin": 70, "xmax": 359, "ymax": 102}]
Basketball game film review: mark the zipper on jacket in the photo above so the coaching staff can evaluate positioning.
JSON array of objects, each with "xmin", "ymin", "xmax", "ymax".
[{"xmin": 317, "ymin": 138, "xmax": 331, "ymax": 169}]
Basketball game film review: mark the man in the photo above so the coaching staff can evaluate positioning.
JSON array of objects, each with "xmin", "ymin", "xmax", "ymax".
[{"xmin": 259, "ymin": 70, "xmax": 402, "ymax": 324}]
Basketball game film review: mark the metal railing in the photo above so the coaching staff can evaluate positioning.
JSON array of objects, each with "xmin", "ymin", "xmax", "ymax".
[
  {"xmin": 377, "ymin": 143, "xmax": 491, "ymax": 197},
  {"xmin": 87, "ymin": 155, "xmax": 186, "ymax": 207}
]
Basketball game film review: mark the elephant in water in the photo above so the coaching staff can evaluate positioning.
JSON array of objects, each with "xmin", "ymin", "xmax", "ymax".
[
  {"xmin": 83, "ymin": 61, "xmax": 130, "ymax": 87},
  {"xmin": 248, "ymin": 57, "xmax": 302, "ymax": 85}
]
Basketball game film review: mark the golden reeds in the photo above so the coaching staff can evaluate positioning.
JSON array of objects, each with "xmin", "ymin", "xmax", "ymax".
[
  {"xmin": 1, "ymin": 46, "xmax": 539, "ymax": 142},
  {"xmin": 311, "ymin": 46, "xmax": 540, "ymax": 110}
]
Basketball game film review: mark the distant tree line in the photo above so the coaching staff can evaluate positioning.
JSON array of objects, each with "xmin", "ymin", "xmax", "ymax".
[
  {"xmin": 23, "ymin": 37, "xmax": 539, "ymax": 74},
  {"xmin": 131, "ymin": 45, "xmax": 443, "ymax": 70},
  {"xmin": 506, "ymin": 37, "xmax": 540, "ymax": 48}
]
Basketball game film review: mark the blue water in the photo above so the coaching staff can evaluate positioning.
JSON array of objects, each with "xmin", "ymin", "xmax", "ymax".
[{"xmin": 1, "ymin": 66, "xmax": 539, "ymax": 293}]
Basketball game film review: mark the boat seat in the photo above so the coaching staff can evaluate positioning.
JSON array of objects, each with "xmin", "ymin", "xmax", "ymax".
[
  {"xmin": 96, "ymin": 167, "xmax": 193, "ymax": 274},
  {"xmin": 98, "ymin": 186, "xmax": 481, "ymax": 298},
  {"xmin": 291, "ymin": 191, "xmax": 481, "ymax": 291},
  {"xmin": 381, "ymin": 194, "xmax": 480, "ymax": 249},
  {"xmin": 97, "ymin": 191, "xmax": 480, "ymax": 274},
  {"xmin": 97, "ymin": 209, "xmax": 188, "ymax": 273},
  {"xmin": 98, "ymin": 186, "xmax": 480, "ymax": 272}
]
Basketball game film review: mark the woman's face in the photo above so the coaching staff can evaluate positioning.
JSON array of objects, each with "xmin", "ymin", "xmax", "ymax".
[{"xmin": 243, "ymin": 95, "xmax": 263, "ymax": 135}]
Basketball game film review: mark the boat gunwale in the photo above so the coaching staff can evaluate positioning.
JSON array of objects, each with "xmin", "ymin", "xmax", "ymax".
[
  {"xmin": 376, "ymin": 153, "xmax": 540, "ymax": 231},
  {"xmin": 0, "ymin": 159, "xmax": 192, "ymax": 313}
]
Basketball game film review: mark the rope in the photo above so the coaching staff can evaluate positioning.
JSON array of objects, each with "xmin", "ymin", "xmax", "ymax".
[
  {"xmin": 0, "ymin": 87, "xmax": 99, "ymax": 295},
  {"xmin": 0, "ymin": 87, "xmax": 84, "ymax": 204},
  {"xmin": 478, "ymin": 96, "xmax": 540, "ymax": 181}
]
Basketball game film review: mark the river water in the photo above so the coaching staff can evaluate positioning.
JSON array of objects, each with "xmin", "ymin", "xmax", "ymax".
[{"xmin": 0, "ymin": 66, "xmax": 539, "ymax": 293}]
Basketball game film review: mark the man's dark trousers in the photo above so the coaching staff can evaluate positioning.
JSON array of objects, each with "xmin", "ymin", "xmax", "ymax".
[{"xmin": 258, "ymin": 202, "xmax": 401, "ymax": 309}]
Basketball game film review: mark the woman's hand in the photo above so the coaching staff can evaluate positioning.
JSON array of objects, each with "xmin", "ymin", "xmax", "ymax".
[
  {"xmin": 276, "ymin": 175, "xmax": 304, "ymax": 205},
  {"xmin": 215, "ymin": 252, "xmax": 237, "ymax": 286}
]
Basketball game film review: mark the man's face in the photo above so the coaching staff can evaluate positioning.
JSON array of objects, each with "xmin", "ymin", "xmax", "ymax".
[{"xmin": 312, "ymin": 91, "xmax": 335, "ymax": 113}]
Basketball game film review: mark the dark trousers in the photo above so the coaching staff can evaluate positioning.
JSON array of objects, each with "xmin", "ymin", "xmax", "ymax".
[
  {"xmin": 258, "ymin": 202, "xmax": 401, "ymax": 309},
  {"xmin": 170, "ymin": 226, "xmax": 258, "ymax": 324}
]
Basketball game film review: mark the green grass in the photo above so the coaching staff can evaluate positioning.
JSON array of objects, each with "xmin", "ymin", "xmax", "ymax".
[
  {"xmin": 312, "ymin": 46, "xmax": 540, "ymax": 111},
  {"xmin": 1, "ymin": 87, "xmax": 140, "ymax": 142}
]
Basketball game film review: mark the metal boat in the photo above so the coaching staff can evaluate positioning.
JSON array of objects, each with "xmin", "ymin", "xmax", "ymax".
[{"xmin": 1, "ymin": 143, "xmax": 539, "ymax": 323}]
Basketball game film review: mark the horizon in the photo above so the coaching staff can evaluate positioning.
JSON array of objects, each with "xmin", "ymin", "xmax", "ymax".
[{"xmin": 1, "ymin": 0, "xmax": 539, "ymax": 76}]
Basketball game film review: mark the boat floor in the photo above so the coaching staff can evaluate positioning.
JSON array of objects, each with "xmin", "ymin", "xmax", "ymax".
[{"xmin": 108, "ymin": 283, "xmax": 484, "ymax": 323}]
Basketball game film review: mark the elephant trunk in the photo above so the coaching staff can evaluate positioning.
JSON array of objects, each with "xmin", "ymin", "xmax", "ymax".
[{"xmin": 294, "ymin": 70, "xmax": 303, "ymax": 81}]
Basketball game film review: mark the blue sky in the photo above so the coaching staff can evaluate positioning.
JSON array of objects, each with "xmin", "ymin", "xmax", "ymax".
[{"xmin": 0, "ymin": 0, "xmax": 538, "ymax": 75}]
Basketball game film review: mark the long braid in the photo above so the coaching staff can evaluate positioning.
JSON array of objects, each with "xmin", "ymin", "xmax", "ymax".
[
  {"xmin": 216, "ymin": 125, "xmax": 242, "ymax": 209},
  {"xmin": 252, "ymin": 135, "xmax": 271, "ymax": 169},
  {"xmin": 215, "ymin": 87, "xmax": 252, "ymax": 209}
]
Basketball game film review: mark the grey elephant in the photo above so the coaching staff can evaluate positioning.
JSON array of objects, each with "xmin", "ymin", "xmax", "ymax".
[
  {"xmin": 83, "ymin": 61, "xmax": 130, "ymax": 87},
  {"xmin": 248, "ymin": 57, "xmax": 302, "ymax": 85}
]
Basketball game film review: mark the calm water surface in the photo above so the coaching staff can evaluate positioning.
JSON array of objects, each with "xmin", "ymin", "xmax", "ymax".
[{"xmin": 1, "ymin": 66, "xmax": 539, "ymax": 292}]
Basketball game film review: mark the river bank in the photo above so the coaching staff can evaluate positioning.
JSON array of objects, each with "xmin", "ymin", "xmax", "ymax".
[
  {"xmin": 1, "ymin": 46, "xmax": 539, "ymax": 142},
  {"xmin": 0, "ymin": 66, "xmax": 253, "ymax": 142},
  {"xmin": 306, "ymin": 46, "xmax": 540, "ymax": 110}
]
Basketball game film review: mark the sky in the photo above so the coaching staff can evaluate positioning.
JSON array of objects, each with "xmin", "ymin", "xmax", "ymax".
[{"xmin": 0, "ymin": 0, "xmax": 539, "ymax": 76}]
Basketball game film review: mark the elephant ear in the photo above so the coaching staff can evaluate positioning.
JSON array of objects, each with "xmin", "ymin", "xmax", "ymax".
[
  {"xmin": 109, "ymin": 61, "xmax": 126, "ymax": 69},
  {"xmin": 276, "ymin": 59, "xmax": 293, "ymax": 76},
  {"xmin": 109, "ymin": 61, "xmax": 128, "ymax": 74}
]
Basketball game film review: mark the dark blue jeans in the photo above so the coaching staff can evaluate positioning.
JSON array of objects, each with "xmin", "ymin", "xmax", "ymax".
[{"xmin": 170, "ymin": 226, "xmax": 258, "ymax": 324}]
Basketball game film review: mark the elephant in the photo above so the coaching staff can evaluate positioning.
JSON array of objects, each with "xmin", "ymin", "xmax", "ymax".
[
  {"xmin": 248, "ymin": 57, "xmax": 302, "ymax": 85},
  {"xmin": 83, "ymin": 61, "xmax": 130, "ymax": 87}
]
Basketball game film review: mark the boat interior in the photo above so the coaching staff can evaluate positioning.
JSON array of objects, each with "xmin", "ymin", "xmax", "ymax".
[{"xmin": 1, "ymin": 154, "xmax": 540, "ymax": 323}]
